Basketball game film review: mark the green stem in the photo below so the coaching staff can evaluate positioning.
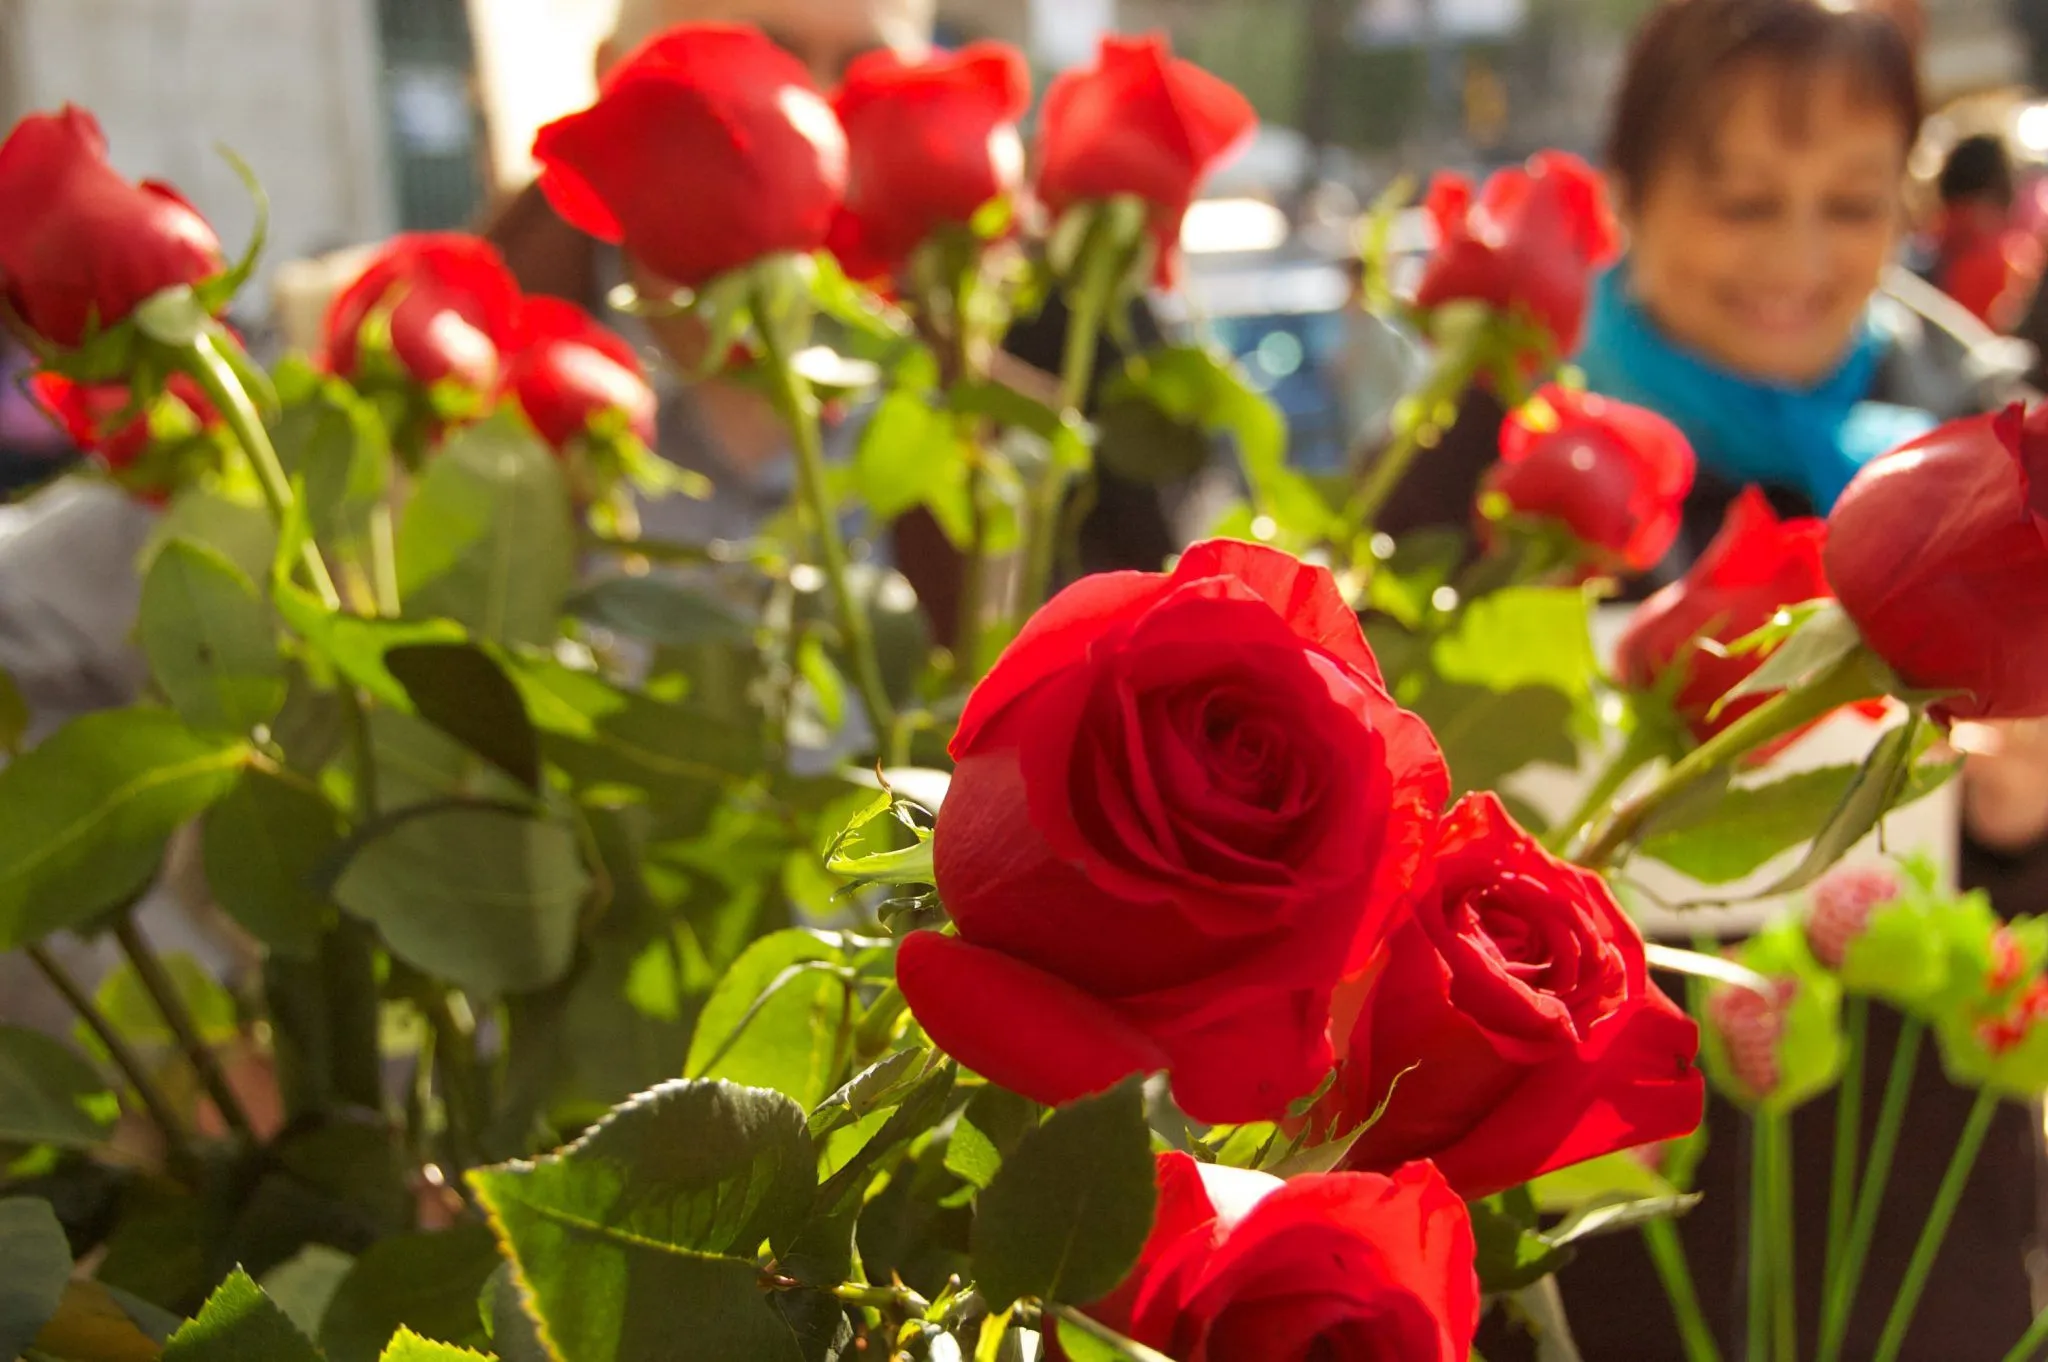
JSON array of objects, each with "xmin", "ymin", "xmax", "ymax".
[
  {"xmin": 1346, "ymin": 328, "xmax": 1489, "ymax": 544},
  {"xmin": 1871, "ymin": 1087, "xmax": 2001, "ymax": 1362},
  {"xmin": 956, "ymin": 453, "xmax": 991, "ymax": 679},
  {"xmin": 1747, "ymin": 1117, "xmax": 1774, "ymax": 1362},
  {"xmin": 831, "ymin": 1281, "xmax": 931, "ymax": 1315},
  {"xmin": 579, "ymin": 530, "xmax": 724, "ymax": 566},
  {"xmin": 1578, "ymin": 651, "xmax": 1887, "ymax": 871},
  {"xmin": 1824, "ymin": 998, "xmax": 1870, "ymax": 1303},
  {"xmin": 1546, "ymin": 725, "xmax": 1664, "ymax": 855},
  {"xmin": 2000, "ymin": 1302, "xmax": 2048, "ymax": 1362},
  {"xmin": 1768, "ymin": 1110, "xmax": 1797, "ymax": 1362},
  {"xmin": 183, "ymin": 327, "xmax": 341, "ymax": 610},
  {"xmin": 25, "ymin": 943, "xmax": 195, "ymax": 1175},
  {"xmin": 1818, "ymin": 1016, "xmax": 1924, "ymax": 1362},
  {"xmin": 854, "ymin": 982, "xmax": 909, "ymax": 1063},
  {"xmin": 423, "ymin": 989, "xmax": 483, "ymax": 1178},
  {"xmin": 754, "ymin": 290, "xmax": 896, "ymax": 745},
  {"xmin": 975, "ymin": 1307, "xmax": 1013, "ymax": 1362},
  {"xmin": 1642, "ymin": 1219, "xmax": 1722, "ymax": 1362},
  {"xmin": 112, "ymin": 917, "xmax": 254, "ymax": 1141},
  {"xmin": 1021, "ymin": 278, "xmax": 1109, "ymax": 614},
  {"xmin": 368, "ymin": 501, "xmax": 401, "ymax": 616}
]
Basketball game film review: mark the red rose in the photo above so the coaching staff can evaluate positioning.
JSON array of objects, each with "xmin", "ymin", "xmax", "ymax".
[
  {"xmin": 900, "ymin": 540, "xmax": 1447, "ymax": 1122},
  {"xmin": 1035, "ymin": 34, "xmax": 1256, "ymax": 285},
  {"xmin": 827, "ymin": 42, "xmax": 1031, "ymax": 281},
  {"xmin": 504, "ymin": 297, "xmax": 656, "ymax": 454},
  {"xmin": 533, "ymin": 24, "xmax": 847, "ymax": 290},
  {"xmin": 1320, "ymin": 793, "xmax": 1701, "ymax": 1199},
  {"xmin": 322, "ymin": 233, "xmax": 521, "ymax": 400},
  {"xmin": 1054, "ymin": 1153, "xmax": 1479, "ymax": 1362},
  {"xmin": 1616, "ymin": 487, "xmax": 1833, "ymax": 745},
  {"xmin": 1414, "ymin": 151, "xmax": 1619, "ymax": 354},
  {"xmin": 0, "ymin": 106, "xmax": 226, "ymax": 349},
  {"xmin": 1482, "ymin": 385, "xmax": 1695, "ymax": 574},
  {"xmin": 31, "ymin": 371, "xmax": 218, "ymax": 498},
  {"xmin": 1826, "ymin": 404, "xmax": 2048, "ymax": 720}
]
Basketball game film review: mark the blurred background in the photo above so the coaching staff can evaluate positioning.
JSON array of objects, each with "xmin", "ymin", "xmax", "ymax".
[{"xmin": 0, "ymin": 0, "xmax": 2042, "ymax": 471}]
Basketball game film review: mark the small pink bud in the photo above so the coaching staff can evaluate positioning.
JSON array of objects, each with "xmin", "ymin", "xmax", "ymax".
[
  {"xmin": 1709, "ymin": 978, "xmax": 1798, "ymax": 1100},
  {"xmin": 1805, "ymin": 864, "xmax": 1903, "ymax": 970}
]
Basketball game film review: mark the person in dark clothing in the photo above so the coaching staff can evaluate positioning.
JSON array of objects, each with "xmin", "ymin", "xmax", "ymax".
[{"xmin": 1375, "ymin": 1, "xmax": 2048, "ymax": 1356}]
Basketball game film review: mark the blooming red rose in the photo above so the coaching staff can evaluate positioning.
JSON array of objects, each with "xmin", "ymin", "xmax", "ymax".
[
  {"xmin": 533, "ymin": 24, "xmax": 847, "ymax": 290},
  {"xmin": 31, "ymin": 371, "xmax": 218, "ymax": 498},
  {"xmin": 503, "ymin": 297, "xmax": 655, "ymax": 455},
  {"xmin": 1414, "ymin": 151, "xmax": 1619, "ymax": 354},
  {"xmin": 1826, "ymin": 403, "xmax": 2048, "ymax": 720},
  {"xmin": 900, "ymin": 540, "xmax": 1447, "ymax": 1122},
  {"xmin": 0, "ymin": 106, "xmax": 227, "ymax": 349},
  {"xmin": 1318, "ymin": 793, "xmax": 1702, "ymax": 1200},
  {"xmin": 1035, "ymin": 34, "xmax": 1256, "ymax": 285},
  {"xmin": 1053, "ymin": 1153, "xmax": 1478, "ymax": 1362},
  {"xmin": 1616, "ymin": 487, "xmax": 1834, "ymax": 745},
  {"xmin": 827, "ymin": 42, "xmax": 1031, "ymax": 281},
  {"xmin": 1482, "ymin": 385, "xmax": 1695, "ymax": 574},
  {"xmin": 322, "ymin": 233, "xmax": 521, "ymax": 401}
]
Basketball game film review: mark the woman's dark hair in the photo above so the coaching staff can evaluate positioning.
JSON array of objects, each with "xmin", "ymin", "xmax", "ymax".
[{"xmin": 1607, "ymin": 0, "xmax": 1922, "ymax": 207}]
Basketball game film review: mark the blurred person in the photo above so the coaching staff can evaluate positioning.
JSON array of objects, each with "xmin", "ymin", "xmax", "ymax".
[
  {"xmin": 481, "ymin": 0, "xmax": 1183, "ymax": 643},
  {"xmin": 1369, "ymin": 0, "xmax": 2047, "ymax": 1357},
  {"xmin": 1925, "ymin": 133, "xmax": 2043, "ymax": 330},
  {"xmin": 0, "ymin": 333, "xmax": 75, "ymax": 492}
]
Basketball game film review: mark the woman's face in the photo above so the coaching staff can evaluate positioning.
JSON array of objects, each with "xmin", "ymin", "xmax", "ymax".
[{"xmin": 1624, "ymin": 65, "xmax": 1909, "ymax": 387}]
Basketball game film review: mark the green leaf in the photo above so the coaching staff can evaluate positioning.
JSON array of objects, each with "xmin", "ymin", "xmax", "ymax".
[
  {"xmin": 0, "ymin": 709, "xmax": 247, "ymax": 949},
  {"xmin": 1433, "ymin": 587, "xmax": 1600, "ymax": 708},
  {"xmin": 319, "ymin": 1225, "xmax": 502, "ymax": 1362},
  {"xmin": 807, "ymin": 1048, "xmax": 929, "ymax": 1139},
  {"xmin": 470, "ymin": 1080, "xmax": 817, "ymax": 1362},
  {"xmin": 479, "ymin": 1263, "xmax": 550, "ymax": 1362},
  {"xmin": 1641, "ymin": 753, "xmax": 1955, "ymax": 886},
  {"xmin": 1544, "ymin": 1192, "xmax": 1702, "ymax": 1248},
  {"xmin": 1407, "ymin": 680, "xmax": 1578, "ymax": 795},
  {"xmin": 276, "ymin": 593, "xmax": 469, "ymax": 711},
  {"xmin": 686, "ymin": 930, "xmax": 858, "ymax": 1111},
  {"xmin": 334, "ymin": 806, "xmax": 590, "ymax": 998},
  {"xmin": 853, "ymin": 390, "xmax": 974, "ymax": 539},
  {"xmin": 1047, "ymin": 1307, "xmax": 1178, "ymax": 1362},
  {"xmin": 971, "ymin": 1077, "xmax": 1157, "ymax": 1309},
  {"xmin": 0, "ymin": 1197, "xmax": 72, "ymax": 1361},
  {"xmin": 398, "ymin": 411, "xmax": 576, "ymax": 647},
  {"xmin": 1528, "ymin": 1152, "xmax": 1682, "ymax": 1213},
  {"xmin": 163, "ymin": 1268, "xmax": 324, "ymax": 1362},
  {"xmin": 1718, "ymin": 600, "xmax": 1862, "ymax": 708},
  {"xmin": 259, "ymin": 1244, "xmax": 356, "ymax": 1343},
  {"xmin": 376, "ymin": 1326, "xmax": 494, "ymax": 1361},
  {"xmin": 271, "ymin": 357, "xmax": 391, "ymax": 546},
  {"xmin": 944, "ymin": 1085, "xmax": 1041, "ymax": 1191},
  {"xmin": 202, "ymin": 769, "xmax": 343, "ymax": 959},
  {"xmin": 146, "ymin": 488, "xmax": 277, "ymax": 586},
  {"xmin": 566, "ymin": 577, "xmax": 755, "ymax": 649},
  {"xmin": 385, "ymin": 643, "xmax": 541, "ymax": 792},
  {"xmin": 29, "ymin": 1279, "xmax": 172, "ymax": 1362},
  {"xmin": 1469, "ymin": 1189, "xmax": 1574, "ymax": 1294},
  {"xmin": 0, "ymin": 1027, "xmax": 115, "ymax": 1147},
  {"xmin": 93, "ymin": 951, "xmax": 239, "ymax": 1047}
]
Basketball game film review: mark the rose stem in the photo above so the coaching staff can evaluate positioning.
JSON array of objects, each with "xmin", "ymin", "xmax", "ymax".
[
  {"xmin": 1746, "ymin": 1116, "xmax": 1773, "ymax": 1362},
  {"xmin": 1018, "ymin": 266, "xmax": 1109, "ymax": 619},
  {"xmin": 1642, "ymin": 1219, "xmax": 1723, "ymax": 1362},
  {"xmin": 1998, "ymin": 1300, "xmax": 2048, "ymax": 1362},
  {"xmin": 1768, "ymin": 1109, "xmax": 1796, "ymax": 1362},
  {"xmin": 754, "ymin": 281, "xmax": 897, "ymax": 744},
  {"xmin": 1816, "ymin": 1016, "xmax": 1924, "ymax": 1362},
  {"xmin": 112, "ymin": 917, "xmax": 254, "ymax": 1141},
  {"xmin": 1822, "ymin": 998, "xmax": 1870, "ymax": 1307},
  {"xmin": 1545, "ymin": 724, "xmax": 1663, "ymax": 857},
  {"xmin": 1576, "ymin": 651, "xmax": 1886, "ymax": 872},
  {"xmin": 1869, "ymin": 1087, "xmax": 2001, "ymax": 1362},
  {"xmin": 25, "ymin": 942, "xmax": 195, "ymax": 1175},
  {"xmin": 1344, "ymin": 328, "xmax": 1489, "ymax": 549}
]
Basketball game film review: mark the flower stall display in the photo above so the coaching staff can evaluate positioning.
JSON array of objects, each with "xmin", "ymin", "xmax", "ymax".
[{"xmin": 0, "ymin": 23, "xmax": 2043, "ymax": 1362}]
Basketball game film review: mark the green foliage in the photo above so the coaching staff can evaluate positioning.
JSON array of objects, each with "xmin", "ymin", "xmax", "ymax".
[
  {"xmin": 684, "ymin": 930, "xmax": 871, "ymax": 1111},
  {"xmin": 319, "ymin": 1226, "xmax": 503, "ymax": 1362},
  {"xmin": 138, "ymin": 539, "xmax": 287, "ymax": 736},
  {"xmin": 0, "ymin": 1197, "xmax": 73, "ymax": 1360},
  {"xmin": 566, "ymin": 576, "xmax": 754, "ymax": 650},
  {"xmin": 0, "ymin": 709, "xmax": 246, "ymax": 949},
  {"xmin": 202, "ymin": 768, "xmax": 343, "ymax": 959},
  {"xmin": 0, "ymin": 1027, "xmax": 116, "ymax": 1147},
  {"xmin": 163, "ymin": 1268, "xmax": 323, "ymax": 1362},
  {"xmin": 971, "ymin": 1077, "xmax": 1157, "ymax": 1309},
  {"xmin": 470, "ymin": 1080, "xmax": 819, "ymax": 1362}
]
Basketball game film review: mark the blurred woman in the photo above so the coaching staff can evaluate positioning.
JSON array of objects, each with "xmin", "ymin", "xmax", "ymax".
[{"xmin": 1412, "ymin": 1, "xmax": 2046, "ymax": 1357}]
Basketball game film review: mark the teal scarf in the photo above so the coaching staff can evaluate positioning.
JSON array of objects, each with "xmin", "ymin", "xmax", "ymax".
[{"xmin": 1575, "ymin": 264, "xmax": 1936, "ymax": 513}]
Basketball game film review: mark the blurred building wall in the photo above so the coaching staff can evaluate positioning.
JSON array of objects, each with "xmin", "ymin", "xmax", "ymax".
[{"xmin": 5, "ymin": 0, "xmax": 395, "ymax": 311}]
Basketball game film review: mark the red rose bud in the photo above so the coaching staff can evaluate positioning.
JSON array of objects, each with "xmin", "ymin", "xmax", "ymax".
[
  {"xmin": 1052, "ymin": 1153, "xmax": 1479, "ymax": 1362},
  {"xmin": 1805, "ymin": 863, "xmax": 1904, "ymax": 970},
  {"xmin": 827, "ymin": 42, "xmax": 1031, "ymax": 282},
  {"xmin": 504, "ymin": 297, "xmax": 656, "ymax": 455},
  {"xmin": 1482, "ymin": 384, "xmax": 1695, "ymax": 575},
  {"xmin": 902, "ymin": 540, "xmax": 1447, "ymax": 1123},
  {"xmin": 1035, "ymin": 34, "xmax": 1256, "ymax": 286},
  {"xmin": 1706, "ymin": 977, "xmax": 1798, "ymax": 1105},
  {"xmin": 534, "ymin": 24, "xmax": 846, "ymax": 290},
  {"xmin": 1615, "ymin": 488, "xmax": 1833, "ymax": 747},
  {"xmin": 322, "ymin": 233, "xmax": 522, "ymax": 400},
  {"xmin": 0, "ymin": 106, "xmax": 227, "ymax": 349},
  {"xmin": 1414, "ymin": 151, "xmax": 1619, "ymax": 355},
  {"xmin": 1826, "ymin": 403, "xmax": 2048, "ymax": 720},
  {"xmin": 31, "ymin": 370, "xmax": 218, "ymax": 496},
  {"xmin": 1320, "ymin": 792, "xmax": 1701, "ymax": 1199}
]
